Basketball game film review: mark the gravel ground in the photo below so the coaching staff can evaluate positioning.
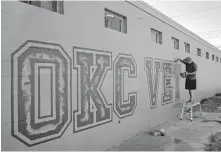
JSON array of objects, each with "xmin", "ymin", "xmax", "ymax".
[{"xmin": 107, "ymin": 94, "xmax": 221, "ymax": 151}]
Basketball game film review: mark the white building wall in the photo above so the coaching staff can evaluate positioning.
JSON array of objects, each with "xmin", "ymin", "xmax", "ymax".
[{"xmin": 2, "ymin": 1, "xmax": 221, "ymax": 151}]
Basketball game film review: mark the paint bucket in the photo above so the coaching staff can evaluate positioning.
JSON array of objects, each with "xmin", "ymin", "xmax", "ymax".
[{"xmin": 180, "ymin": 72, "xmax": 186, "ymax": 78}]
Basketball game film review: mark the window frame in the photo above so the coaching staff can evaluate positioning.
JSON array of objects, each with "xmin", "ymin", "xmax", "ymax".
[
  {"xmin": 172, "ymin": 37, "xmax": 179, "ymax": 50},
  {"xmin": 184, "ymin": 42, "xmax": 190, "ymax": 53},
  {"xmin": 151, "ymin": 28, "xmax": 162, "ymax": 45},
  {"xmin": 206, "ymin": 52, "xmax": 210, "ymax": 59},
  {"xmin": 104, "ymin": 8, "xmax": 127, "ymax": 34},
  {"xmin": 20, "ymin": 0, "xmax": 64, "ymax": 14},
  {"xmin": 197, "ymin": 48, "xmax": 201, "ymax": 57}
]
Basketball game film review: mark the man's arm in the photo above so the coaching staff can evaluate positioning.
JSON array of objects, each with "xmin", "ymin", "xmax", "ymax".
[
  {"xmin": 186, "ymin": 71, "xmax": 196, "ymax": 75},
  {"xmin": 175, "ymin": 58, "xmax": 186, "ymax": 64}
]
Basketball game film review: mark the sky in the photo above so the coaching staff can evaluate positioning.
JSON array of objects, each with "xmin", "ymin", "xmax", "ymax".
[{"xmin": 142, "ymin": 0, "xmax": 221, "ymax": 50}]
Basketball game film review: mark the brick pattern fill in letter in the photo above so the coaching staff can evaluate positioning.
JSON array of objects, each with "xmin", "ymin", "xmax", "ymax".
[
  {"xmin": 144, "ymin": 58, "xmax": 161, "ymax": 109},
  {"xmin": 73, "ymin": 47, "xmax": 112, "ymax": 132},
  {"xmin": 11, "ymin": 41, "xmax": 71, "ymax": 146},
  {"xmin": 113, "ymin": 54, "xmax": 137, "ymax": 119}
]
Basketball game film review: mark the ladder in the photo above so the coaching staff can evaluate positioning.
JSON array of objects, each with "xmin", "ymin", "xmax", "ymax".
[{"xmin": 180, "ymin": 101, "xmax": 202, "ymax": 121}]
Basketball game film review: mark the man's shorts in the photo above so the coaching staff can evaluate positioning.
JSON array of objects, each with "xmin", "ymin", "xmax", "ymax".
[{"xmin": 185, "ymin": 79, "xmax": 196, "ymax": 90}]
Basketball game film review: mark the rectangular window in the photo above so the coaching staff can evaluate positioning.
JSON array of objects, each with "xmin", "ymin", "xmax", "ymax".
[
  {"xmin": 172, "ymin": 37, "xmax": 179, "ymax": 50},
  {"xmin": 197, "ymin": 48, "xmax": 201, "ymax": 56},
  {"xmin": 184, "ymin": 42, "xmax": 190, "ymax": 53},
  {"xmin": 151, "ymin": 28, "xmax": 162, "ymax": 44},
  {"xmin": 216, "ymin": 56, "xmax": 219, "ymax": 62},
  {"xmin": 105, "ymin": 8, "xmax": 127, "ymax": 33},
  {"xmin": 206, "ymin": 52, "xmax": 209, "ymax": 59},
  {"xmin": 220, "ymin": 58, "xmax": 221, "ymax": 63},
  {"xmin": 20, "ymin": 0, "xmax": 64, "ymax": 14},
  {"xmin": 212, "ymin": 55, "xmax": 215, "ymax": 61}
]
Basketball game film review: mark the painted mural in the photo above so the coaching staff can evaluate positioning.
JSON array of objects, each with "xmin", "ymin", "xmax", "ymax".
[
  {"xmin": 73, "ymin": 47, "xmax": 112, "ymax": 132},
  {"xmin": 11, "ymin": 41, "xmax": 72, "ymax": 146},
  {"xmin": 174, "ymin": 63, "xmax": 181, "ymax": 101},
  {"xmin": 113, "ymin": 54, "xmax": 137, "ymax": 119},
  {"xmin": 11, "ymin": 40, "xmax": 181, "ymax": 146},
  {"xmin": 144, "ymin": 58, "xmax": 161, "ymax": 109},
  {"xmin": 162, "ymin": 61, "xmax": 173, "ymax": 105}
]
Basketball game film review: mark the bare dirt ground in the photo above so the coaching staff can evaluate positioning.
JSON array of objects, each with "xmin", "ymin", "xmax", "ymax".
[{"xmin": 107, "ymin": 94, "xmax": 221, "ymax": 151}]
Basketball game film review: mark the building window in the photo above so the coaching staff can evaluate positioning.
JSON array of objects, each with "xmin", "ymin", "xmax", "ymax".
[
  {"xmin": 206, "ymin": 52, "xmax": 209, "ymax": 59},
  {"xmin": 151, "ymin": 28, "xmax": 162, "ymax": 44},
  {"xmin": 220, "ymin": 58, "xmax": 221, "ymax": 63},
  {"xmin": 172, "ymin": 37, "xmax": 179, "ymax": 50},
  {"xmin": 20, "ymin": 1, "xmax": 64, "ymax": 14},
  {"xmin": 105, "ymin": 8, "xmax": 127, "ymax": 33},
  {"xmin": 212, "ymin": 55, "xmax": 215, "ymax": 61},
  {"xmin": 184, "ymin": 42, "xmax": 190, "ymax": 53},
  {"xmin": 216, "ymin": 56, "xmax": 219, "ymax": 62},
  {"xmin": 197, "ymin": 48, "xmax": 201, "ymax": 56}
]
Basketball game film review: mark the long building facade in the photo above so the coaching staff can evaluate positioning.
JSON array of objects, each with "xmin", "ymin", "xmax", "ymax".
[{"xmin": 2, "ymin": 1, "xmax": 221, "ymax": 151}]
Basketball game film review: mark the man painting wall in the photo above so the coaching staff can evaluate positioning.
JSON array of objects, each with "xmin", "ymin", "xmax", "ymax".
[{"xmin": 175, "ymin": 57, "xmax": 197, "ymax": 105}]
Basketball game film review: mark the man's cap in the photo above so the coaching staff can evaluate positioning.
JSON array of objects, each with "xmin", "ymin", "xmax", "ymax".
[{"xmin": 183, "ymin": 57, "xmax": 192, "ymax": 64}]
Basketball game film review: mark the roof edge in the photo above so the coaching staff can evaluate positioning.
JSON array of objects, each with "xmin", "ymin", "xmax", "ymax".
[{"xmin": 126, "ymin": 0, "xmax": 221, "ymax": 54}]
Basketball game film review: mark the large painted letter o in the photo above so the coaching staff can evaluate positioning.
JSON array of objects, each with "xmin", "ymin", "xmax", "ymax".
[{"xmin": 11, "ymin": 41, "xmax": 71, "ymax": 146}]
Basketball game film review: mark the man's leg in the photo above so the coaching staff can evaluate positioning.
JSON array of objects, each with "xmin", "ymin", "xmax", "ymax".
[
  {"xmin": 186, "ymin": 90, "xmax": 195, "ymax": 112},
  {"xmin": 190, "ymin": 90, "xmax": 195, "ymax": 104},
  {"xmin": 189, "ymin": 89, "xmax": 192, "ymax": 101},
  {"xmin": 181, "ymin": 89, "xmax": 193, "ymax": 118},
  {"xmin": 186, "ymin": 89, "xmax": 192, "ymax": 104},
  {"xmin": 184, "ymin": 90, "xmax": 192, "ymax": 112}
]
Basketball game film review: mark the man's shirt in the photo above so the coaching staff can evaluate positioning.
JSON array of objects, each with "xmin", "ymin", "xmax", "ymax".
[{"xmin": 184, "ymin": 62, "xmax": 197, "ymax": 80}]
